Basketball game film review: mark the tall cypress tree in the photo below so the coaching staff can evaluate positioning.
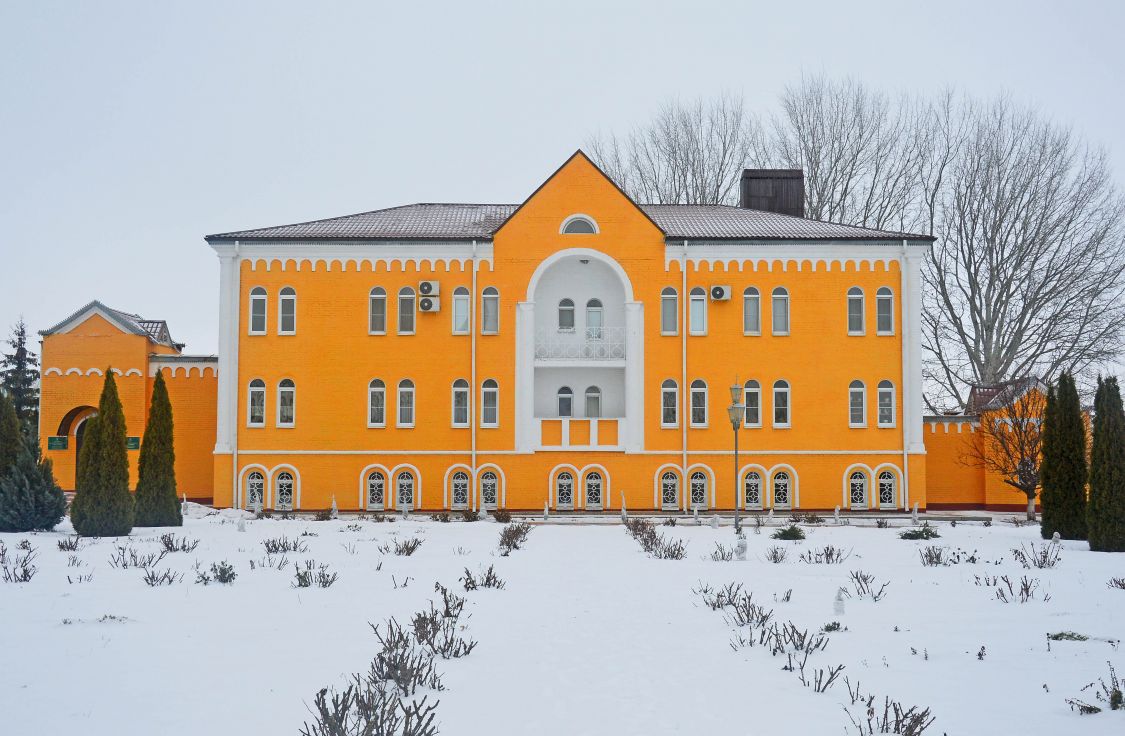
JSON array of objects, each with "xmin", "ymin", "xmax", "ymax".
[
  {"xmin": 69, "ymin": 414, "xmax": 99, "ymax": 532},
  {"xmin": 1087, "ymin": 376, "xmax": 1125, "ymax": 552},
  {"xmin": 1040, "ymin": 373, "xmax": 1088, "ymax": 540},
  {"xmin": 70, "ymin": 370, "xmax": 134, "ymax": 537},
  {"xmin": 0, "ymin": 391, "xmax": 20, "ymax": 479},
  {"xmin": 1, "ymin": 319, "xmax": 40, "ymax": 432},
  {"xmin": 134, "ymin": 371, "xmax": 181, "ymax": 527}
]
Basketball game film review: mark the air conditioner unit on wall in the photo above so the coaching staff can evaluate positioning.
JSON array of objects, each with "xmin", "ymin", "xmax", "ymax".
[
  {"xmin": 418, "ymin": 280, "xmax": 440, "ymax": 296},
  {"xmin": 710, "ymin": 285, "xmax": 731, "ymax": 301},
  {"xmin": 419, "ymin": 296, "xmax": 441, "ymax": 313}
]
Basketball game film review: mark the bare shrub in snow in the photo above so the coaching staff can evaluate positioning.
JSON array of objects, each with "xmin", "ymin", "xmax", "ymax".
[
  {"xmin": 822, "ymin": 621, "xmax": 843, "ymax": 632},
  {"xmin": 764, "ymin": 545, "xmax": 788, "ymax": 563},
  {"xmin": 410, "ymin": 606, "xmax": 477, "ymax": 659},
  {"xmin": 984, "ymin": 574, "xmax": 1049, "ymax": 603},
  {"xmin": 725, "ymin": 592, "xmax": 774, "ymax": 629},
  {"xmin": 262, "ymin": 536, "xmax": 308, "ymax": 554},
  {"xmin": 799, "ymin": 512, "xmax": 825, "ymax": 524},
  {"xmin": 394, "ymin": 537, "xmax": 423, "ymax": 556},
  {"xmin": 498, "ymin": 522, "xmax": 532, "ymax": 556},
  {"xmin": 771, "ymin": 524, "xmax": 805, "ymax": 540},
  {"xmin": 57, "ymin": 535, "xmax": 80, "ymax": 552},
  {"xmin": 710, "ymin": 543, "xmax": 734, "ymax": 562},
  {"xmin": 491, "ymin": 509, "xmax": 512, "ymax": 523},
  {"xmin": 67, "ymin": 554, "xmax": 82, "ymax": 567},
  {"xmin": 429, "ymin": 513, "xmax": 451, "ymax": 523},
  {"xmin": 370, "ymin": 618, "xmax": 445, "ymax": 695},
  {"xmin": 460, "ymin": 565, "xmax": 505, "ymax": 591},
  {"xmin": 433, "ymin": 583, "xmax": 465, "ymax": 619},
  {"xmin": 1011, "ymin": 541, "xmax": 1061, "ymax": 569},
  {"xmin": 159, "ymin": 533, "xmax": 199, "ymax": 553},
  {"xmin": 196, "ymin": 561, "xmax": 237, "ymax": 585},
  {"xmin": 652, "ymin": 536, "xmax": 687, "ymax": 559},
  {"xmin": 800, "ymin": 545, "xmax": 851, "ymax": 564},
  {"xmin": 0, "ymin": 541, "xmax": 37, "ymax": 583},
  {"xmin": 459, "ymin": 510, "xmax": 479, "ymax": 522},
  {"xmin": 1067, "ymin": 661, "xmax": 1124, "ymax": 713},
  {"xmin": 694, "ymin": 581, "xmax": 742, "ymax": 610},
  {"xmin": 844, "ymin": 695, "xmax": 936, "ymax": 735},
  {"xmin": 301, "ymin": 679, "xmax": 439, "ymax": 736},
  {"xmin": 67, "ymin": 573, "xmax": 93, "ymax": 584},
  {"xmin": 918, "ymin": 546, "xmax": 947, "ymax": 567},
  {"xmin": 662, "ymin": 516, "xmax": 678, "ymax": 527},
  {"xmin": 294, "ymin": 560, "xmax": 338, "ymax": 588},
  {"xmin": 1109, "ymin": 577, "xmax": 1125, "ymax": 590},
  {"xmin": 850, "ymin": 571, "xmax": 890, "ymax": 601},
  {"xmin": 875, "ymin": 519, "xmax": 890, "ymax": 529},
  {"xmin": 249, "ymin": 553, "xmax": 290, "ymax": 571},
  {"xmin": 141, "ymin": 568, "xmax": 183, "ymax": 586}
]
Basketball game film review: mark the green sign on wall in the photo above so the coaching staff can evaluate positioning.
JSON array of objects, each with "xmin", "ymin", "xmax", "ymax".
[
  {"xmin": 126, "ymin": 437, "xmax": 140, "ymax": 450},
  {"xmin": 47, "ymin": 436, "xmax": 68, "ymax": 451}
]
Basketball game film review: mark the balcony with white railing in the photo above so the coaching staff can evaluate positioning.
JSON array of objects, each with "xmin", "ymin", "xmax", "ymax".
[{"xmin": 534, "ymin": 326, "xmax": 626, "ymax": 363}]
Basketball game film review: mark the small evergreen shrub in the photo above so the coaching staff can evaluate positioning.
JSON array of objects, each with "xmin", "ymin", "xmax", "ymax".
[
  {"xmin": 771, "ymin": 524, "xmax": 805, "ymax": 540},
  {"xmin": 430, "ymin": 512, "xmax": 451, "ymax": 523},
  {"xmin": 899, "ymin": 522, "xmax": 940, "ymax": 540},
  {"xmin": 197, "ymin": 561, "xmax": 237, "ymax": 585},
  {"xmin": 875, "ymin": 518, "xmax": 890, "ymax": 529},
  {"xmin": 313, "ymin": 509, "xmax": 333, "ymax": 521},
  {"xmin": 662, "ymin": 516, "xmax": 678, "ymax": 526}
]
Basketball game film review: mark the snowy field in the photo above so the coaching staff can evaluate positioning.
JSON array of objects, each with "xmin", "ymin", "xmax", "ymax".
[{"xmin": 1, "ymin": 508, "xmax": 1123, "ymax": 735}]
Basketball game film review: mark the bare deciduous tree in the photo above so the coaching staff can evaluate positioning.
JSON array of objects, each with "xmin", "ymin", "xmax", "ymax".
[{"xmin": 962, "ymin": 384, "xmax": 1047, "ymax": 520}]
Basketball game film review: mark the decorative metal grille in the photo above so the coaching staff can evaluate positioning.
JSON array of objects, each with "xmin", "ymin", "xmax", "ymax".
[
  {"xmin": 367, "ymin": 473, "xmax": 385, "ymax": 508},
  {"xmin": 276, "ymin": 472, "xmax": 294, "ymax": 510},
  {"xmin": 744, "ymin": 472, "xmax": 762, "ymax": 508},
  {"xmin": 585, "ymin": 472, "xmax": 603, "ymax": 509},
  {"xmin": 535, "ymin": 326, "xmax": 625, "ymax": 360},
  {"xmin": 773, "ymin": 473, "xmax": 790, "ymax": 507},
  {"xmin": 690, "ymin": 472, "xmax": 707, "ymax": 507},
  {"xmin": 480, "ymin": 471, "xmax": 498, "ymax": 508},
  {"xmin": 397, "ymin": 473, "xmax": 414, "ymax": 508},
  {"xmin": 849, "ymin": 472, "xmax": 866, "ymax": 507},
  {"xmin": 451, "ymin": 472, "xmax": 469, "ymax": 508},
  {"xmin": 661, "ymin": 472, "xmax": 679, "ymax": 509},
  {"xmin": 246, "ymin": 472, "xmax": 264, "ymax": 509},
  {"xmin": 557, "ymin": 472, "xmax": 573, "ymax": 508},
  {"xmin": 878, "ymin": 472, "xmax": 896, "ymax": 507}
]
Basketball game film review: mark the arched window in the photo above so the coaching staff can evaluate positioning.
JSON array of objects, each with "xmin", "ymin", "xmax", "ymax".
[
  {"xmin": 557, "ymin": 386, "xmax": 573, "ymax": 417},
  {"xmin": 743, "ymin": 380, "xmax": 761, "ymax": 427},
  {"xmin": 585, "ymin": 299, "xmax": 604, "ymax": 340},
  {"xmin": 451, "ymin": 470, "xmax": 469, "ymax": 509},
  {"xmin": 561, "ymin": 215, "xmax": 597, "ymax": 234},
  {"xmin": 558, "ymin": 299, "xmax": 575, "ymax": 331},
  {"xmin": 847, "ymin": 287, "xmax": 864, "ymax": 335},
  {"xmin": 368, "ymin": 379, "xmax": 386, "ymax": 427},
  {"xmin": 772, "ymin": 287, "xmax": 790, "ymax": 335},
  {"xmin": 660, "ymin": 471, "xmax": 679, "ymax": 511},
  {"xmin": 585, "ymin": 471, "xmax": 603, "ymax": 510},
  {"xmin": 660, "ymin": 287, "xmax": 678, "ymax": 335},
  {"xmin": 876, "ymin": 287, "xmax": 894, "ymax": 334},
  {"xmin": 690, "ymin": 471, "xmax": 707, "ymax": 509},
  {"xmin": 276, "ymin": 471, "xmax": 294, "ymax": 510},
  {"xmin": 278, "ymin": 287, "xmax": 297, "ymax": 334},
  {"xmin": 690, "ymin": 379, "xmax": 708, "ymax": 427},
  {"xmin": 556, "ymin": 471, "xmax": 574, "ymax": 509},
  {"xmin": 451, "ymin": 379, "xmax": 470, "ymax": 427},
  {"xmin": 396, "ymin": 471, "xmax": 414, "ymax": 510},
  {"xmin": 743, "ymin": 287, "xmax": 761, "ymax": 335},
  {"xmin": 452, "ymin": 287, "xmax": 470, "ymax": 335},
  {"xmin": 480, "ymin": 470, "xmax": 499, "ymax": 509},
  {"xmin": 878, "ymin": 470, "xmax": 897, "ymax": 508},
  {"xmin": 689, "ymin": 287, "xmax": 707, "ymax": 335},
  {"xmin": 773, "ymin": 380, "xmax": 790, "ymax": 427},
  {"xmin": 277, "ymin": 379, "xmax": 296, "ymax": 427},
  {"xmin": 398, "ymin": 287, "xmax": 416, "ymax": 335},
  {"xmin": 481, "ymin": 379, "xmax": 499, "ymax": 427},
  {"xmin": 481, "ymin": 287, "xmax": 499, "ymax": 334},
  {"xmin": 661, "ymin": 379, "xmax": 678, "ymax": 427},
  {"xmin": 849, "ymin": 470, "xmax": 867, "ymax": 508},
  {"xmin": 849, "ymin": 380, "xmax": 866, "ymax": 427},
  {"xmin": 397, "ymin": 379, "xmax": 415, "ymax": 427},
  {"xmin": 366, "ymin": 471, "xmax": 385, "ymax": 510},
  {"xmin": 249, "ymin": 287, "xmax": 267, "ymax": 335},
  {"xmin": 245, "ymin": 471, "xmax": 265, "ymax": 509},
  {"xmin": 877, "ymin": 380, "xmax": 896, "ymax": 427},
  {"xmin": 772, "ymin": 471, "xmax": 791, "ymax": 509},
  {"xmin": 744, "ymin": 471, "xmax": 762, "ymax": 509},
  {"xmin": 248, "ymin": 379, "xmax": 266, "ymax": 427},
  {"xmin": 585, "ymin": 386, "xmax": 602, "ymax": 418},
  {"xmin": 369, "ymin": 287, "xmax": 387, "ymax": 334}
]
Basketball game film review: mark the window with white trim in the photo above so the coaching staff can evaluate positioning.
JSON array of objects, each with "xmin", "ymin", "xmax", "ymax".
[
  {"xmin": 366, "ymin": 471, "xmax": 385, "ymax": 509},
  {"xmin": 398, "ymin": 287, "xmax": 416, "ymax": 335},
  {"xmin": 278, "ymin": 287, "xmax": 296, "ymax": 334},
  {"xmin": 877, "ymin": 380, "xmax": 896, "ymax": 427},
  {"xmin": 245, "ymin": 471, "xmax": 264, "ymax": 509},
  {"xmin": 396, "ymin": 471, "xmax": 414, "ymax": 509},
  {"xmin": 772, "ymin": 471, "xmax": 791, "ymax": 508},
  {"xmin": 368, "ymin": 379, "xmax": 386, "ymax": 427},
  {"xmin": 248, "ymin": 379, "xmax": 266, "ymax": 427},
  {"xmin": 878, "ymin": 470, "xmax": 897, "ymax": 508},
  {"xmin": 849, "ymin": 471, "xmax": 867, "ymax": 507},
  {"xmin": 744, "ymin": 471, "xmax": 762, "ymax": 509},
  {"xmin": 481, "ymin": 379, "xmax": 498, "ymax": 427},
  {"xmin": 743, "ymin": 380, "xmax": 761, "ymax": 427},
  {"xmin": 561, "ymin": 215, "xmax": 597, "ymax": 234},
  {"xmin": 557, "ymin": 386, "xmax": 573, "ymax": 417},
  {"xmin": 743, "ymin": 287, "xmax": 761, "ymax": 335},
  {"xmin": 690, "ymin": 379, "xmax": 708, "ymax": 427},
  {"xmin": 585, "ymin": 299, "xmax": 603, "ymax": 340},
  {"xmin": 369, "ymin": 287, "xmax": 386, "ymax": 334},
  {"xmin": 480, "ymin": 471, "xmax": 499, "ymax": 509},
  {"xmin": 689, "ymin": 287, "xmax": 707, "ymax": 335},
  {"xmin": 451, "ymin": 379, "xmax": 469, "ymax": 427},
  {"xmin": 277, "ymin": 379, "xmax": 295, "ymax": 427},
  {"xmin": 660, "ymin": 471, "xmax": 679, "ymax": 510},
  {"xmin": 585, "ymin": 386, "xmax": 601, "ymax": 418},
  {"xmin": 773, "ymin": 380, "xmax": 790, "ymax": 427},
  {"xmin": 556, "ymin": 471, "xmax": 574, "ymax": 509},
  {"xmin": 276, "ymin": 471, "xmax": 294, "ymax": 510},
  {"xmin": 660, "ymin": 287, "xmax": 678, "ymax": 335},
  {"xmin": 585, "ymin": 471, "xmax": 603, "ymax": 509},
  {"xmin": 249, "ymin": 287, "xmax": 267, "ymax": 335},
  {"xmin": 876, "ymin": 287, "xmax": 894, "ymax": 334},
  {"xmin": 847, "ymin": 287, "xmax": 864, "ymax": 335},
  {"xmin": 661, "ymin": 379, "xmax": 678, "ymax": 427},
  {"xmin": 481, "ymin": 287, "xmax": 499, "ymax": 334},
  {"xmin": 452, "ymin": 287, "xmax": 470, "ymax": 335},
  {"xmin": 558, "ymin": 299, "xmax": 575, "ymax": 332},
  {"xmin": 771, "ymin": 287, "xmax": 790, "ymax": 335},
  {"xmin": 397, "ymin": 379, "xmax": 415, "ymax": 427},
  {"xmin": 451, "ymin": 470, "xmax": 469, "ymax": 509},
  {"xmin": 849, "ymin": 380, "xmax": 866, "ymax": 427},
  {"xmin": 690, "ymin": 471, "xmax": 707, "ymax": 509}
]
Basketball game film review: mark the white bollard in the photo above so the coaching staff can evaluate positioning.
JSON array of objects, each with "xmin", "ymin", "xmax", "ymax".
[
  {"xmin": 834, "ymin": 505, "xmax": 840, "ymax": 525},
  {"xmin": 834, "ymin": 588, "xmax": 846, "ymax": 616},
  {"xmin": 710, "ymin": 515, "xmax": 720, "ymax": 530},
  {"xmin": 912, "ymin": 502, "xmax": 919, "ymax": 525},
  {"xmin": 331, "ymin": 496, "xmax": 339, "ymax": 520},
  {"xmin": 735, "ymin": 535, "xmax": 747, "ymax": 561},
  {"xmin": 544, "ymin": 501, "xmax": 549, "ymax": 521},
  {"xmin": 237, "ymin": 518, "xmax": 246, "ymax": 533}
]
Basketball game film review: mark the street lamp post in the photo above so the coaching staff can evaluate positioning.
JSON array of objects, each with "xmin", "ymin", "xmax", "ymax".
[{"xmin": 727, "ymin": 380, "xmax": 744, "ymax": 535}]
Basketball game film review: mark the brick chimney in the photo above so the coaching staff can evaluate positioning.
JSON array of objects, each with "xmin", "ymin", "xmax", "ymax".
[{"xmin": 739, "ymin": 169, "xmax": 805, "ymax": 217}]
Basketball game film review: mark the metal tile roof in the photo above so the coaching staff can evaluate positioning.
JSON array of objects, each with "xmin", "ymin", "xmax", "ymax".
[{"xmin": 206, "ymin": 203, "xmax": 933, "ymax": 243}]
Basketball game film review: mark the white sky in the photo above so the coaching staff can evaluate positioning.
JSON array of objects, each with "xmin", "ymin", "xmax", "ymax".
[{"xmin": 2, "ymin": 0, "xmax": 1124, "ymax": 361}]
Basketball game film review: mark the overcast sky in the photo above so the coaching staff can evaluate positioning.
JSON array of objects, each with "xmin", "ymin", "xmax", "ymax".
[{"xmin": 2, "ymin": 0, "xmax": 1123, "ymax": 359}]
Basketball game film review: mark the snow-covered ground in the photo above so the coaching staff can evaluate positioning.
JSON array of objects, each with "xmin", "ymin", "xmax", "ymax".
[{"xmin": 1, "ymin": 509, "xmax": 1123, "ymax": 735}]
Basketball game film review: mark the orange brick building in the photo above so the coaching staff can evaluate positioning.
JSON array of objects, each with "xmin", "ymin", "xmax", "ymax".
[{"xmin": 37, "ymin": 152, "xmax": 1033, "ymax": 512}]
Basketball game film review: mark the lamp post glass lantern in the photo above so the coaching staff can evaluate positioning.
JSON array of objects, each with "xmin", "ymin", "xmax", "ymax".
[{"xmin": 728, "ymin": 381, "xmax": 743, "ymax": 535}]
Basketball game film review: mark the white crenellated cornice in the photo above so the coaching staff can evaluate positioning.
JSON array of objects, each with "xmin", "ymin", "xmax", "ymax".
[
  {"xmin": 663, "ymin": 241, "xmax": 931, "ymax": 272},
  {"xmin": 210, "ymin": 241, "xmax": 494, "ymax": 273}
]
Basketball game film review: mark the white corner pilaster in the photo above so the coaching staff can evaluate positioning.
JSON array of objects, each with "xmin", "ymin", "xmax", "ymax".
[
  {"xmin": 624, "ymin": 301, "xmax": 644, "ymax": 452},
  {"xmin": 514, "ymin": 301, "xmax": 535, "ymax": 453},
  {"xmin": 214, "ymin": 246, "xmax": 240, "ymax": 454},
  {"xmin": 902, "ymin": 248, "xmax": 926, "ymax": 454}
]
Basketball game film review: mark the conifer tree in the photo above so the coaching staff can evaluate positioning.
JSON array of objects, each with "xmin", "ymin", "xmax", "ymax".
[
  {"xmin": 70, "ymin": 370, "xmax": 133, "ymax": 537},
  {"xmin": 0, "ymin": 390, "xmax": 20, "ymax": 479},
  {"xmin": 69, "ymin": 414, "xmax": 98, "ymax": 532},
  {"xmin": 1, "ymin": 319, "xmax": 40, "ymax": 432},
  {"xmin": 134, "ymin": 371, "xmax": 181, "ymax": 527},
  {"xmin": 0, "ymin": 435, "xmax": 66, "ymax": 532},
  {"xmin": 1040, "ymin": 373, "xmax": 1088, "ymax": 540},
  {"xmin": 1087, "ymin": 376, "xmax": 1125, "ymax": 552}
]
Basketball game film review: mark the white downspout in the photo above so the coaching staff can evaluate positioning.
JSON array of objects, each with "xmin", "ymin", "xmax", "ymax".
[
  {"xmin": 681, "ymin": 241, "xmax": 689, "ymax": 511},
  {"xmin": 471, "ymin": 240, "xmax": 478, "ymax": 511},
  {"xmin": 231, "ymin": 240, "xmax": 241, "ymax": 508},
  {"xmin": 899, "ymin": 240, "xmax": 910, "ymax": 510}
]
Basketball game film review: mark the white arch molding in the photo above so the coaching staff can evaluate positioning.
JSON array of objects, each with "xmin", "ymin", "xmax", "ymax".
[
  {"xmin": 357, "ymin": 463, "xmax": 392, "ymax": 510},
  {"xmin": 872, "ymin": 462, "xmax": 905, "ymax": 510},
  {"xmin": 443, "ymin": 463, "xmax": 474, "ymax": 509},
  {"xmin": 685, "ymin": 463, "xmax": 716, "ymax": 511},
  {"xmin": 737, "ymin": 463, "xmax": 770, "ymax": 510},
  {"xmin": 269, "ymin": 463, "xmax": 302, "ymax": 509},
  {"xmin": 547, "ymin": 463, "xmax": 580, "ymax": 510},
  {"xmin": 841, "ymin": 463, "xmax": 875, "ymax": 510},
  {"xmin": 652, "ymin": 463, "xmax": 684, "ymax": 508},
  {"xmin": 476, "ymin": 463, "xmax": 507, "ymax": 510},
  {"xmin": 389, "ymin": 463, "xmax": 423, "ymax": 510},
  {"xmin": 767, "ymin": 463, "xmax": 800, "ymax": 509},
  {"xmin": 237, "ymin": 463, "xmax": 270, "ymax": 509}
]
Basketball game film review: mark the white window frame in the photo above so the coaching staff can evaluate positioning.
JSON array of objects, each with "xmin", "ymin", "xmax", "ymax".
[
  {"xmin": 660, "ymin": 472, "xmax": 679, "ymax": 511},
  {"xmin": 479, "ymin": 471, "xmax": 499, "ymax": 509},
  {"xmin": 366, "ymin": 471, "xmax": 386, "ymax": 510},
  {"xmin": 557, "ymin": 386, "xmax": 573, "ymax": 417},
  {"xmin": 743, "ymin": 380, "xmax": 761, "ymax": 428},
  {"xmin": 247, "ymin": 379, "xmax": 266, "ymax": 427},
  {"xmin": 277, "ymin": 379, "xmax": 296, "ymax": 428},
  {"xmin": 278, "ymin": 287, "xmax": 297, "ymax": 335},
  {"xmin": 772, "ymin": 380, "xmax": 791, "ymax": 428},
  {"xmin": 877, "ymin": 380, "xmax": 896, "ymax": 427},
  {"xmin": 368, "ymin": 379, "xmax": 386, "ymax": 428},
  {"xmin": 481, "ymin": 379, "xmax": 499, "ymax": 428},
  {"xmin": 556, "ymin": 471, "xmax": 574, "ymax": 510},
  {"xmin": 771, "ymin": 287, "xmax": 790, "ymax": 336},
  {"xmin": 451, "ymin": 471, "xmax": 470, "ymax": 510},
  {"xmin": 690, "ymin": 379, "xmax": 708, "ymax": 428},
  {"xmin": 396, "ymin": 471, "xmax": 415, "ymax": 510},
  {"xmin": 772, "ymin": 471, "xmax": 792, "ymax": 509},
  {"xmin": 481, "ymin": 287, "xmax": 499, "ymax": 334},
  {"xmin": 369, "ymin": 287, "xmax": 387, "ymax": 335},
  {"xmin": 689, "ymin": 287, "xmax": 707, "ymax": 336},
  {"xmin": 849, "ymin": 471, "xmax": 868, "ymax": 508},
  {"xmin": 744, "ymin": 471, "xmax": 763, "ymax": 509},
  {"xmin": 558, "ymin": 299, "xmax": 575, "ymax": 332},
  {"xmin": 876, "ymin": 287, "xmax": 895, "ymax": 335},
  {"xmin": 878, "ymin": 470, "xmax": 897, "ymax": 509},
  {"xmin": 661, "ymin": 380, "xmax": 679, "ymax": 428},
  {"xmin": 246, "ymin": 471, "xmax": 265, "ymax": 509},
  {"xmin": 585, "ymin": 299, "xmax": 604, "ymax": 341},
  {"xmin": 560, "ymin": 214, "xmax": 598, "ymax": 234},
  {"xmin": 451, "ymin": 287, "xmax": 470, "ymax": 335},
  {"xmin": 451, "ymin": 379, "xmax": 470, "ymax": 428},
  {"xmin": 249, "ymin": 287, "xmax": 267, "ymax": 335},
  {"xmin": 848, "ymin": 380, "xmax": 866, "ymax": 428},
  {"xmin": 660, "ymin": 287, "xmax": 678, "ymax": 335},
  {"xmin": 398, "ymin": 287, "xmax": 416, "ymax": 335},
  {"xmin": 847, "ymin": 287, "xmax": 865, "ymax": 336},
  {"xmin": 397, "ymin": 379, "xmax": 415, "ymax": 428},
  {"xmin": 689, "ymin": 471, "xmax": 708, "ymax": 510},
  {"xmin": 275, "ymin": 471, "xmax": 294, "ymax": 511},
  {"xmin": 584, "ymin": 386, "xmax": 602, "ymax": 418},
  {"xmin": 743, "ymin": 287, "xmax": 761, "ymax": 335}
]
